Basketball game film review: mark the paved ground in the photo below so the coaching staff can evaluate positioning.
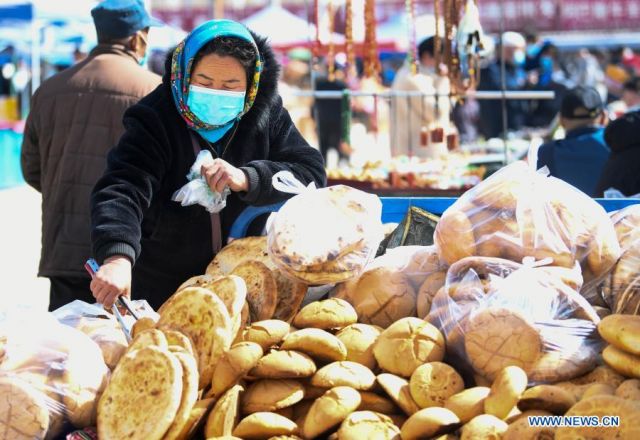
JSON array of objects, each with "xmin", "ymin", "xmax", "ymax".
[{"xmin": 0, "ymin": 185, "xmax": 49, "ymax": 312}]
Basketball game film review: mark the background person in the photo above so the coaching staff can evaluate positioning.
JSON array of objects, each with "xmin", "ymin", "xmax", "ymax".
[{"xmin": 20, "ymin": 0, "xmax": 161, "ymax": 311}]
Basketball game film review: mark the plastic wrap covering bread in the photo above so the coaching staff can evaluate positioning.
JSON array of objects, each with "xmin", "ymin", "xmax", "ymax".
[
  {"xmin": 426, "ymin": 256, "xmax": 603, "ymax": 385},
  {"xmin": 332, "ymin": 246, "xmax": 448, "ymax": 327},
  {"xmin": 53, "ymin": 300, "xmax": 159, "ymax": 370},
  {"xmin": 0, "ymin": 309, "xmax": 110, "ymax": 439},
  {"xmin": 433, "ymin": 160, "xmax": 621, "ymax": 306},
  {"xmin": 267, "ymin": 171, "xmax": 384, "ymax": 285},
  {"xmin": 603, "ymin": 205, "xmax": 640, "ymax": 315}
]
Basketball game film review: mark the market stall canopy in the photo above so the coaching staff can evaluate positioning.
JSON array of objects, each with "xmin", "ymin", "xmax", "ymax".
[
  {"xmin": 242, "ymin": 4, "xmax": 343, "ymax": 49},
  {"xmin": 0, "ymin": 0, "xmax": 98, "ymax": 23}
]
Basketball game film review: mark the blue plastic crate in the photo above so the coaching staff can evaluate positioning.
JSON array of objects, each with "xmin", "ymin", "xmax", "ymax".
[
  {"xmin": 229, "ymin": 197, "xmax": 640, "ymax": 239},
  {"xmin": 0, "ymin": 129, "xmax": 25, "ymax": 189}
]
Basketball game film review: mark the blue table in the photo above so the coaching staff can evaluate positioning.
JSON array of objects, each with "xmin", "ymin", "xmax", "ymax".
[{"xmin": 229, "ymin": 197, "xmax": 640, "ymax": 239}]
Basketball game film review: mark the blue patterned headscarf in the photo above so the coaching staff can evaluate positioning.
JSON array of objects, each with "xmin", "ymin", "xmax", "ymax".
[{"xmin": 170, "ymin": 20, "xmax": 262, "ymax": 139}]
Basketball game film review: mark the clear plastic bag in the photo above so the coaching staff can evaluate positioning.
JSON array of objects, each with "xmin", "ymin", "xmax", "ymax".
[
  {"xmin": 0, "ymin": 308, "xmax": 110, "ymax": 438},
  {"xmin": 426, "ymin": 256, "xmax": 602, "ymax": 385},
  {"xmin": 433, "ymin": 159, "xmax": 621, "ymax": 306},
  {"xmin": 332, "ymin": 246, "xmax": 448, "ymax": 327},
  {"xmin": 53, "ymin": 300, "xmax": 156, "ymax": 370},
  {"xmin": 602, "ymin": 205, "xmax": 640, "ymax": 315},
  {"xmin": 172, "ymin": 150, "xmax": 231, "ymax": 213},
  {"xmin": 267, "ymin": 171, "xmax": 385, "ymax": 285}
]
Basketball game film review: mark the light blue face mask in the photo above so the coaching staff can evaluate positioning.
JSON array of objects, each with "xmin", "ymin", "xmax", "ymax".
[{"xmin": 187, "ymin": 85, "xmax": 246, "ymax": 142}]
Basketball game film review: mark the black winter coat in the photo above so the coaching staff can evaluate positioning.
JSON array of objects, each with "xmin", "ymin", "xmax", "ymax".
[
  {"xmin": 594, "ymin": 110, "xmax": 640, "ymax": 198},
  {"xmin": 91, "ymin": 35, "xmax": 326, "ymax": 309},
  {"xmin": 594, "ymin": 143, "xmax": 640, "ymax": 197}
]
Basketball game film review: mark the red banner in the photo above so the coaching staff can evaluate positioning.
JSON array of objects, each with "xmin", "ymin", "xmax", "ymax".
[{"xmin": 477, "ymin": 0, "xmax": 640, "ymax": 32}]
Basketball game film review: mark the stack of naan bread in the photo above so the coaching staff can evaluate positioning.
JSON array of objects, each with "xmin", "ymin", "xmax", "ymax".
[{"xmin": 267, "ymin": 185, "xmax": 384, "ymax": 285}]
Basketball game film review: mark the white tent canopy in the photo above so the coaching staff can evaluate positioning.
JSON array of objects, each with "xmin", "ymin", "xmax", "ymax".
[{"xmin": 243, "ymin": 4, "xmax": 342, "ymax": 47}]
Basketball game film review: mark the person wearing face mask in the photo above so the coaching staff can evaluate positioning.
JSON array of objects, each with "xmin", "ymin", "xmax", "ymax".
[
  {"xmin": 89, "ymin": 19, "xmax": 326, "ymax": 310},
  {"xmin": 477, "ymin": 31, "xmax": 529, "ymax": 139},
  {"xmin": 20, "ymin": 0, "xmax": 161, "ymax": 311},
  {"xmin": 390, "ymin": 37, "xmax": 452, "ymax": 157}
]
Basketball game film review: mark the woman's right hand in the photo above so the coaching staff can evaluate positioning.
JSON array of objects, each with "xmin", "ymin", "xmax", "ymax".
[{"xmin": 90, "ymin": 256, "xmax": 132, "ymax": 308}]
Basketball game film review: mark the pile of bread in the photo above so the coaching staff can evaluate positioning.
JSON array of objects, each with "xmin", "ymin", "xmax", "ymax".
[
  {"xmin": 200, "ymin": 236, "xmax": 308, "ymax": 324},
  {"xmin": 266, "ymin": 184, "xmax": 384, "ymax": 285},
  {"xmin": 433, "ymin": 161, "xmax": 621, "ymax": 298},
  {"xmin": 0, "ymin": 315, "xmax": 109, "ymax": 440},
  {"xmin": 97, "ymin": 294, "xmax": 640, "ymax": 439},
  {"xmin": 602, "ymin": 205, "xmax": 640, "ymax": 315}
]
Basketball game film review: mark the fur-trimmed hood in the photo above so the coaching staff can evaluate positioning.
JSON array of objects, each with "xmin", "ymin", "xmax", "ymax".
[{"xmin": 162, "ymin": 31, "xmax": 280, "ymax": 135}]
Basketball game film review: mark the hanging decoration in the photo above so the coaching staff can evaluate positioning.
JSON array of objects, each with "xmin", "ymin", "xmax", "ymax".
[
  {"xmin": 344, "ymin": 0, "xmax": 356, "ymax": 81},
  {"xmin": 434, "ymin": 0, "xmax": 442, "ymax": 68},
  {"xmin": 313, "ymin": 0, "xmax": 321, "ymax": 60},
  {"xmin": 363, "ymin": 0, "xmax": 380, "ymax": 80},
  {"xmin": 405, "ymin": 0, "xmax": 418, "ymax": 75},
  {"xmin": 327, "ymin": 0, "xmax": 336, "ymax": 81},
  {"xmin": 441, "ymin": 0, "xmax": 485, "ymax": 93}
]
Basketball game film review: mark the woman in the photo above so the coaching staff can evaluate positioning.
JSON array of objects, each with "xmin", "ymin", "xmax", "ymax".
[{"xmin": 90, "ymin": 20, "xmax": 326, "ymax": 310}]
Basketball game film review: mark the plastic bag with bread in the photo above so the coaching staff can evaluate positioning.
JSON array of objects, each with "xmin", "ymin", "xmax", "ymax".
[
  {"xmin": 53, "ymin": 300, "xmax": 157, "ymax": 370},
  {"xmin": 267, "ymin": 171, "xmax": 384, "ymax": 285},
  {"xmin": 426, "ymin": 256, "xmax": 602, "ymax": 385},
  {"xmin": 0, "ymin": 309, "xmax": 110, "ymax": 439},
  {"xmin": 602, "ymin": 205, "xmax": 640, "ymax": 315},
  {"xmin": 433, "ymin": 159, "xmax": 621, "ymax": 305},
  {"xmin": 332, "ymin": 247, "xmax": 447, "ymax": 327}
]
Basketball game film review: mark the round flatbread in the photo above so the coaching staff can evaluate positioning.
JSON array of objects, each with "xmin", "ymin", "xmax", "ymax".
[
  {"xmin": 207, "ymin": 236, "xmax": 276, "ymax": 275},
  {"xmin": 157, "ymin": 287, "xmax": 233, "ymax": 389},
  {"xmin": 272, "ymin": 272, "xmax": 308, "ymax": 323},
  {"xmin": 231, "ymin": 261, "xmax": 278, "ymax": 322},
  {"xmin": 97, "ymin": 346, "xmax": 183, "ymax": 440},
  {"xmin": 162, "ymin": 352, "xmax": 200, "ymax": 440}
]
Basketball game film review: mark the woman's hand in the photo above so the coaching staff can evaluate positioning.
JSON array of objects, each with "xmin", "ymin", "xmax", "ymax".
[
  {"xmin": 201, "ymin": 159, "xmax": 248, "ymax": 193},
  {"xmin": 90, "ymin": 256, "xmax": 132, "ymax": 308}
]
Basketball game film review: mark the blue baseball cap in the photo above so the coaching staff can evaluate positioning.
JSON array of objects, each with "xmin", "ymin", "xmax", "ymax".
[{"xmin": 91, "ymin": 0, "xmax": 163, "ymax": 39}]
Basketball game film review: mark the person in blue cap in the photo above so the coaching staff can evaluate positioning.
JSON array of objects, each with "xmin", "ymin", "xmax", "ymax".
[
  {"xmin": 21, "ymin": 0, "xmax": 162, "ymax": 311},
  {"xmin": 88, "ymin": 20, "xmax": 326, "ymax": 310},
  {"xmin": 537, "ymin": 86, "xmax": 610, "ymax": 196}
]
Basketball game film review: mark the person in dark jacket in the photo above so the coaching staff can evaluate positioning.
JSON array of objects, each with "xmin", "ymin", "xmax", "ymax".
[
  {"xmin": 537, "ymin": 86, "xmax": 609, "ymax": 196},
  {"xmin": 90, "ymin": 19, "xmax": 326, "ymax": 310},
  {"xmin": 20, "ymin": 0, "xmax": 161, "ymax": 311},
  {"xmin": 477, "ymin": 32, "xmax": 529, "ymax": 139},
  {"xmin": 594, "ymin": 110, "xmax": 640, "ymax": 197}
]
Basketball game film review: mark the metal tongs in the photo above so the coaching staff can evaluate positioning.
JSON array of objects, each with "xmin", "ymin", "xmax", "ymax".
[{"xmin": 84, "ymin": 258, "xmax": 138, "ymax": 342}]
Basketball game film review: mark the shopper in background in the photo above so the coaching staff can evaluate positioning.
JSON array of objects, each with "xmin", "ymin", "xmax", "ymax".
[
  {"xmin": 313, "ymin": 60, "xmax": 350, "ymax": 162},
  {"xmin": 595, "ymin": 110, "xmax": 640, "ymax": 197},
  {"xmin": 20, "ymin": 0, "xmax": 161, "ymax": 311},
  {"xmin": 477, "ymin": 31, "xmax": 528, "ymax": 139},
  {"xmin": 390, "ymin": 37, "xmax": 451, "ymax": 157},
  {"xmin": 537, "ymin": 86, "xmax": 609, "ymax": 196},
  {"xmin": 621, "ymin": 77, "xmax": 640, "ymax": 113}
]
